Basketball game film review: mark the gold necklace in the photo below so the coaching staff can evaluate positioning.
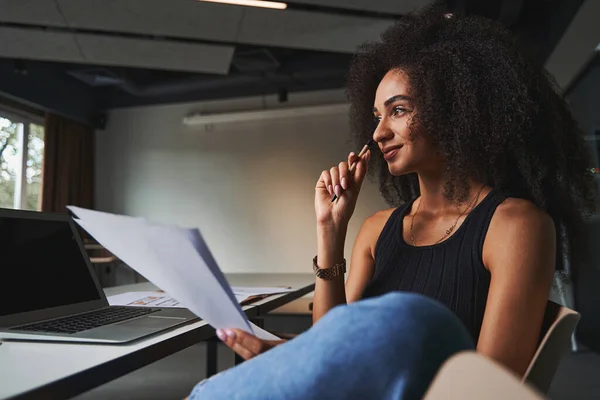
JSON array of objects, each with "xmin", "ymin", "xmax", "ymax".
[{"xmin": 410, "ymin": 186, "xmax": 485, "ymax": 246}]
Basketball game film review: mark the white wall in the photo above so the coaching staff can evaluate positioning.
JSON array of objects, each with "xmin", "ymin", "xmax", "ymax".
[{"xmin": 95, "ymin": 90, "xmax": 388, "ymax": 273}]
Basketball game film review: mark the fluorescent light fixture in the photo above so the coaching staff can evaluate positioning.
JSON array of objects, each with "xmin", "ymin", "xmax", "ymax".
[
  {"xmin": 199, "ymin": 0, "xmax": 287, "ymax": 10},
  {"xmin": 183, "ymin": 104, "xmax": 349, "ymax": 126}
]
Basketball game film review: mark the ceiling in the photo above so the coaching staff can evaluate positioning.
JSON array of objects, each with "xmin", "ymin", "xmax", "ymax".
[{"xmin": 0, "ymin": 0, "xmax": 588, "ymax": 127}]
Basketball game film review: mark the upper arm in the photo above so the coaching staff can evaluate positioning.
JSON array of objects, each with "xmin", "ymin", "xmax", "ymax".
[
  {"xmin": 477, "ymin": 199, "xmax": 556, "ymax": 376},
  {"xmin": 345, "ymin": 209, "xmax": 394, "ymax": 303}
]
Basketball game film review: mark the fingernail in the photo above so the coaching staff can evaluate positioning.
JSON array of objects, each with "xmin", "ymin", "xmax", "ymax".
[
  {"xmin": 349, "ymin": 152, "xmax": 355, "ymax": 157},
  {"xmin": 341, "ymin": 177, "xmax": 347, "ymax": 190},
  {"xmin": 334, "ymin": 185, "xmax": 342, "ymax": 197},
  {"xmin": 216, "ymin": 329, "xmax": 226, "ymax": 341},
  {"xmin": 225, "ymin": 329, "xmax": 236, "ymax": 339},
  {"xmin": 328, "ymin": 185, "xmax": 333, "ymax": 196}
]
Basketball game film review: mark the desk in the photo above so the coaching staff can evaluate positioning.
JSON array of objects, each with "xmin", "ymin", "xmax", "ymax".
[
  {"xmin": 224, "ymin": 273, "xmax": 316, "ymax": 315},
  {"xmin": 0, "ymin": 274, "xmax": 314, "ymax": 400}
]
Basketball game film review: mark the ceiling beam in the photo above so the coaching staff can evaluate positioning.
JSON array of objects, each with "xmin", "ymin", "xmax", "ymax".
[
  {"xmin": 0, "ymin": 59, "xmax": 101, "ymax": 127},
  {"xmin": 106, "ymin": 68, "xmax": 348, "ymax": 109}
]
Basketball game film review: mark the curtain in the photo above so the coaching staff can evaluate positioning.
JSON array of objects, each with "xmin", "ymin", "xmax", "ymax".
[{"xmin": 41, "ymin": 113, "xmax": 94, "ymax": 213}]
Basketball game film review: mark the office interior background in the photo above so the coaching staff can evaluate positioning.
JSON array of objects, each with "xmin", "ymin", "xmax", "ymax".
[{"xmin": 0, "ymin": 0, "xmax": 599, "ymax": 398}]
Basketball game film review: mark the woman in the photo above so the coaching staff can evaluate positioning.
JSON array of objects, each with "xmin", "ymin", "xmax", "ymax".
[{"xmin": 188, "ymin": 3, "xmax": 595, "ymax": 399}]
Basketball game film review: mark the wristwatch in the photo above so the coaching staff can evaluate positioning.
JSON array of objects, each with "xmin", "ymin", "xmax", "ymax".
[{"xmin": 313, "ymin": 256, "xmax": 346, "ymax": 280}]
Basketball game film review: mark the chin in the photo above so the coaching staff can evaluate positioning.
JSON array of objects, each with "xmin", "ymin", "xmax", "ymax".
[{"xmin": 387, "ymin": 162, "xmax": 413, "ymax": 177}]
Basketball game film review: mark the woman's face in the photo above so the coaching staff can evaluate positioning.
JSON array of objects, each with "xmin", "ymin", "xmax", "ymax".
[{"xmin": 372, "ymin": 69, "xmax": 440, "ymax": 176}]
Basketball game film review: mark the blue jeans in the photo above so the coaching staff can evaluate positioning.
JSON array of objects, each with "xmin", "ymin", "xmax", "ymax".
[{"xmin": 189, "ymin": 293, "xmax": 474, "ymax": 400}]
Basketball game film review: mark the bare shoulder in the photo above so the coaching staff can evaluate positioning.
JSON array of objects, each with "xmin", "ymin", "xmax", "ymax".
[
  {"xmin": 484, "ymin": 197, "xmax": 556, "ymax": 268},
  {"xmin": 363, "ymin": 208, "xmax": 397, "ymax": 234},
  {"xmin": 354, "ymin": 208, "xmax": 397, "ymax": 257},
  {"xmin": 491, "ymin": 198, "xmax": 555, "ymax": 232}
]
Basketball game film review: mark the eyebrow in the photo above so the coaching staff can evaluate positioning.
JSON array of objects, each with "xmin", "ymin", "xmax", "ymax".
[{"xmin": 372, "ymin": 94, "xmax": 412, "ymax": 112}]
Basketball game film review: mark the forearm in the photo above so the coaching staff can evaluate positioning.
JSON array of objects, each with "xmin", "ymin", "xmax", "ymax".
[{"xmin": 312, "ymin": 224, "xmax": 347, "ymax": 324}]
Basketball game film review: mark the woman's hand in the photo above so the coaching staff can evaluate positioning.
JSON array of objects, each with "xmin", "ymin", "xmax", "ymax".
[
  {"xmin": 216, "ymin": 328, "xmax": 286, "ymax": 360},
  {"xmin": 315, "ymin": 150, "xmax": 370, "ymax": 230}
]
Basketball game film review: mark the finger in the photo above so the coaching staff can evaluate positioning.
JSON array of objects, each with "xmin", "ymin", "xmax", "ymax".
[
  {"xmin": 338, "ymin": 161, "xmax": 349, "ymax": 190},
  {"xmin": 232, "ymin": 329, "xmax": 265, "ymax": 355},
  {"xmin": 221, "ymin": 329, "xmax": 258, "ymax": 360},
  {"xmin": 354, "ymin": 150, "xmax": 370, "ymax": 187},
  {"xmin": 330, "ymin": 167, "xmax": 341, "ymax": 198},
  {"xmin": 217, "ymin": 328, "xmax": 236, "ymax": 350},
  {"xmin": 317, "ymin": 170, "xmax": 333, "ymax": 196},
  {"xmin": 231, "ymin": 341, "xmax": 256, "ymax": 360},
  {"xmin": 347, "ymin": 152, "xmax": 359, "ymax": 170}
]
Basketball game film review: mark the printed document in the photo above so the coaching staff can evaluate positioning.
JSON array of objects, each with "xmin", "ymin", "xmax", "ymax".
[{"xmin": 68, "ymin": 206, "xmax": 280, "ymax": 340}]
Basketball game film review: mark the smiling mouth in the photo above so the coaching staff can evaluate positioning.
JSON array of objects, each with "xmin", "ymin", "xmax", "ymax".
[{"xmin": 383, "ymin": 145, "xmax": 403, "ymax": 160}]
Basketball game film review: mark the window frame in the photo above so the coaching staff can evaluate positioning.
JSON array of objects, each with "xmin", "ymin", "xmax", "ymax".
[{"xmin": 0, "ymin": 106, "xmax": 44, "ymax": 210}]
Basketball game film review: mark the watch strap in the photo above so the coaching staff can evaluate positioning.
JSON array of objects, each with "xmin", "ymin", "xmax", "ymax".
[{"xmin": 313, "ymin": 256, "xmax": 346, "ymax": 280}]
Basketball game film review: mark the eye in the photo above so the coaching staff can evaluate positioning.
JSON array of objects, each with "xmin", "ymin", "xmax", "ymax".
[
  {"xmin": 391, "ymin": 106, "xmax": 407, "ymax": 117},
  {"xmin": 373, "ymin": 115, "xmax": 382, "ymax": 124}
]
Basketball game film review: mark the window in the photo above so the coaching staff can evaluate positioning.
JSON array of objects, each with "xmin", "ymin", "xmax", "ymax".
[{"xmin": 0, "ymin": 111, "xmax": 45, "ymax": 211}]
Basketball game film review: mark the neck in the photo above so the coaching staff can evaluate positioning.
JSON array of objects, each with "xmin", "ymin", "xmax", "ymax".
[{"xmin": 416, "ymin": 172, "xmax": 481, "ymax": 214}]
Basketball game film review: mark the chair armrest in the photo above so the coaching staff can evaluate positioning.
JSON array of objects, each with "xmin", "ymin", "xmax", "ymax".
[{"xmin": 424, "ymin": 352, "xmax": 547, "ymax": 400}]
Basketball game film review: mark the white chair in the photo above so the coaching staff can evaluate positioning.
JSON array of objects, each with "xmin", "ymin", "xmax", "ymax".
[
  {"xmin": 424, "ymin": 352, "xmax": 547, "ymax": 400},
  {"xmin": 522, "ymin": 301, "xmax": 580, "ymax": 394},
  {"xmin": 425, "ymin": 301, "xmax": 579, "ymax": 399}
]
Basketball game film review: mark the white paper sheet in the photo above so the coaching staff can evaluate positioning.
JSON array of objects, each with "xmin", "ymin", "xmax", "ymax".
[
  {"xmin": 107, "ymin": 294, "xmax": 280, "ymax": 340},
  {"xmin": 249, "ymin": 322, "xmax": 281, "ymax": 340},
  {"xmin": 182, "ymin": 228, "xmax": 247, "ymax": 318},
  {"xmin": 67, "ymin": 206, "xmax": 280, "ymax": 338},
  {"xmin": 144, "ymin": 223, "xmax": 252, "ymax": 332},
  {"xmin": 108, "ymin": 288, "xmax": 293, "ymax": 308},
  {"xmin": 108, "ymin": 291, "xmax": 182, "ymax": 308}
]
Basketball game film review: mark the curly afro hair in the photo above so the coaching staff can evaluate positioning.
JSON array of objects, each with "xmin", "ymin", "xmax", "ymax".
[{"xmin": 346, "ymin": 2, "xmax": 596, "ymax": 272}]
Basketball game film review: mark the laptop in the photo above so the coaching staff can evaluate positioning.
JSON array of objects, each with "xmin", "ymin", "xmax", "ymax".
[{"xmin": 0, "ymin": 208, "xmax": 198, "ymax": 344}]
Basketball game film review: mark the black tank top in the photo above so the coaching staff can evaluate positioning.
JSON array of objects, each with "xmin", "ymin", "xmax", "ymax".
[{"xmin": 362, "ymin": 189, "xmax": 508, "ymax": 341}]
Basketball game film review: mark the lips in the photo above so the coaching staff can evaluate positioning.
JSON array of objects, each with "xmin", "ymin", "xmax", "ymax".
[{"xmin": 382, "ymin": 145, "xmax": 403, "ymax": 161}]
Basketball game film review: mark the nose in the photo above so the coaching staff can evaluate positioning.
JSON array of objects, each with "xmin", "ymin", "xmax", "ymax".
[{"xmin": 372, "ymin": 117, "xmax": 394, "ymax": 143}]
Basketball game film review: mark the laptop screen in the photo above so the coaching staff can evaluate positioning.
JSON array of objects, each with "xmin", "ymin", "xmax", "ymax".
[{"xmin": 0, "ymin": 214, "xmax": 102, "ymax": 316}]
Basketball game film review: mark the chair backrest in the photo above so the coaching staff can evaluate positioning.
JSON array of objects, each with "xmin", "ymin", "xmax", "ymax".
[
  {"xmin": 424, "ymin": 352, "xmax": 547, "ymax": 400},
  {"xmin": 522, "ymin": 301, "xmax": 580, "ymax": 394}
]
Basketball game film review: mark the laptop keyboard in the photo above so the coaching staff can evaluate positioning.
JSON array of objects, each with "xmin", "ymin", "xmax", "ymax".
[{"xmin": 12, "ymin": 306, "xmax": 161, "ymax": 335}]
